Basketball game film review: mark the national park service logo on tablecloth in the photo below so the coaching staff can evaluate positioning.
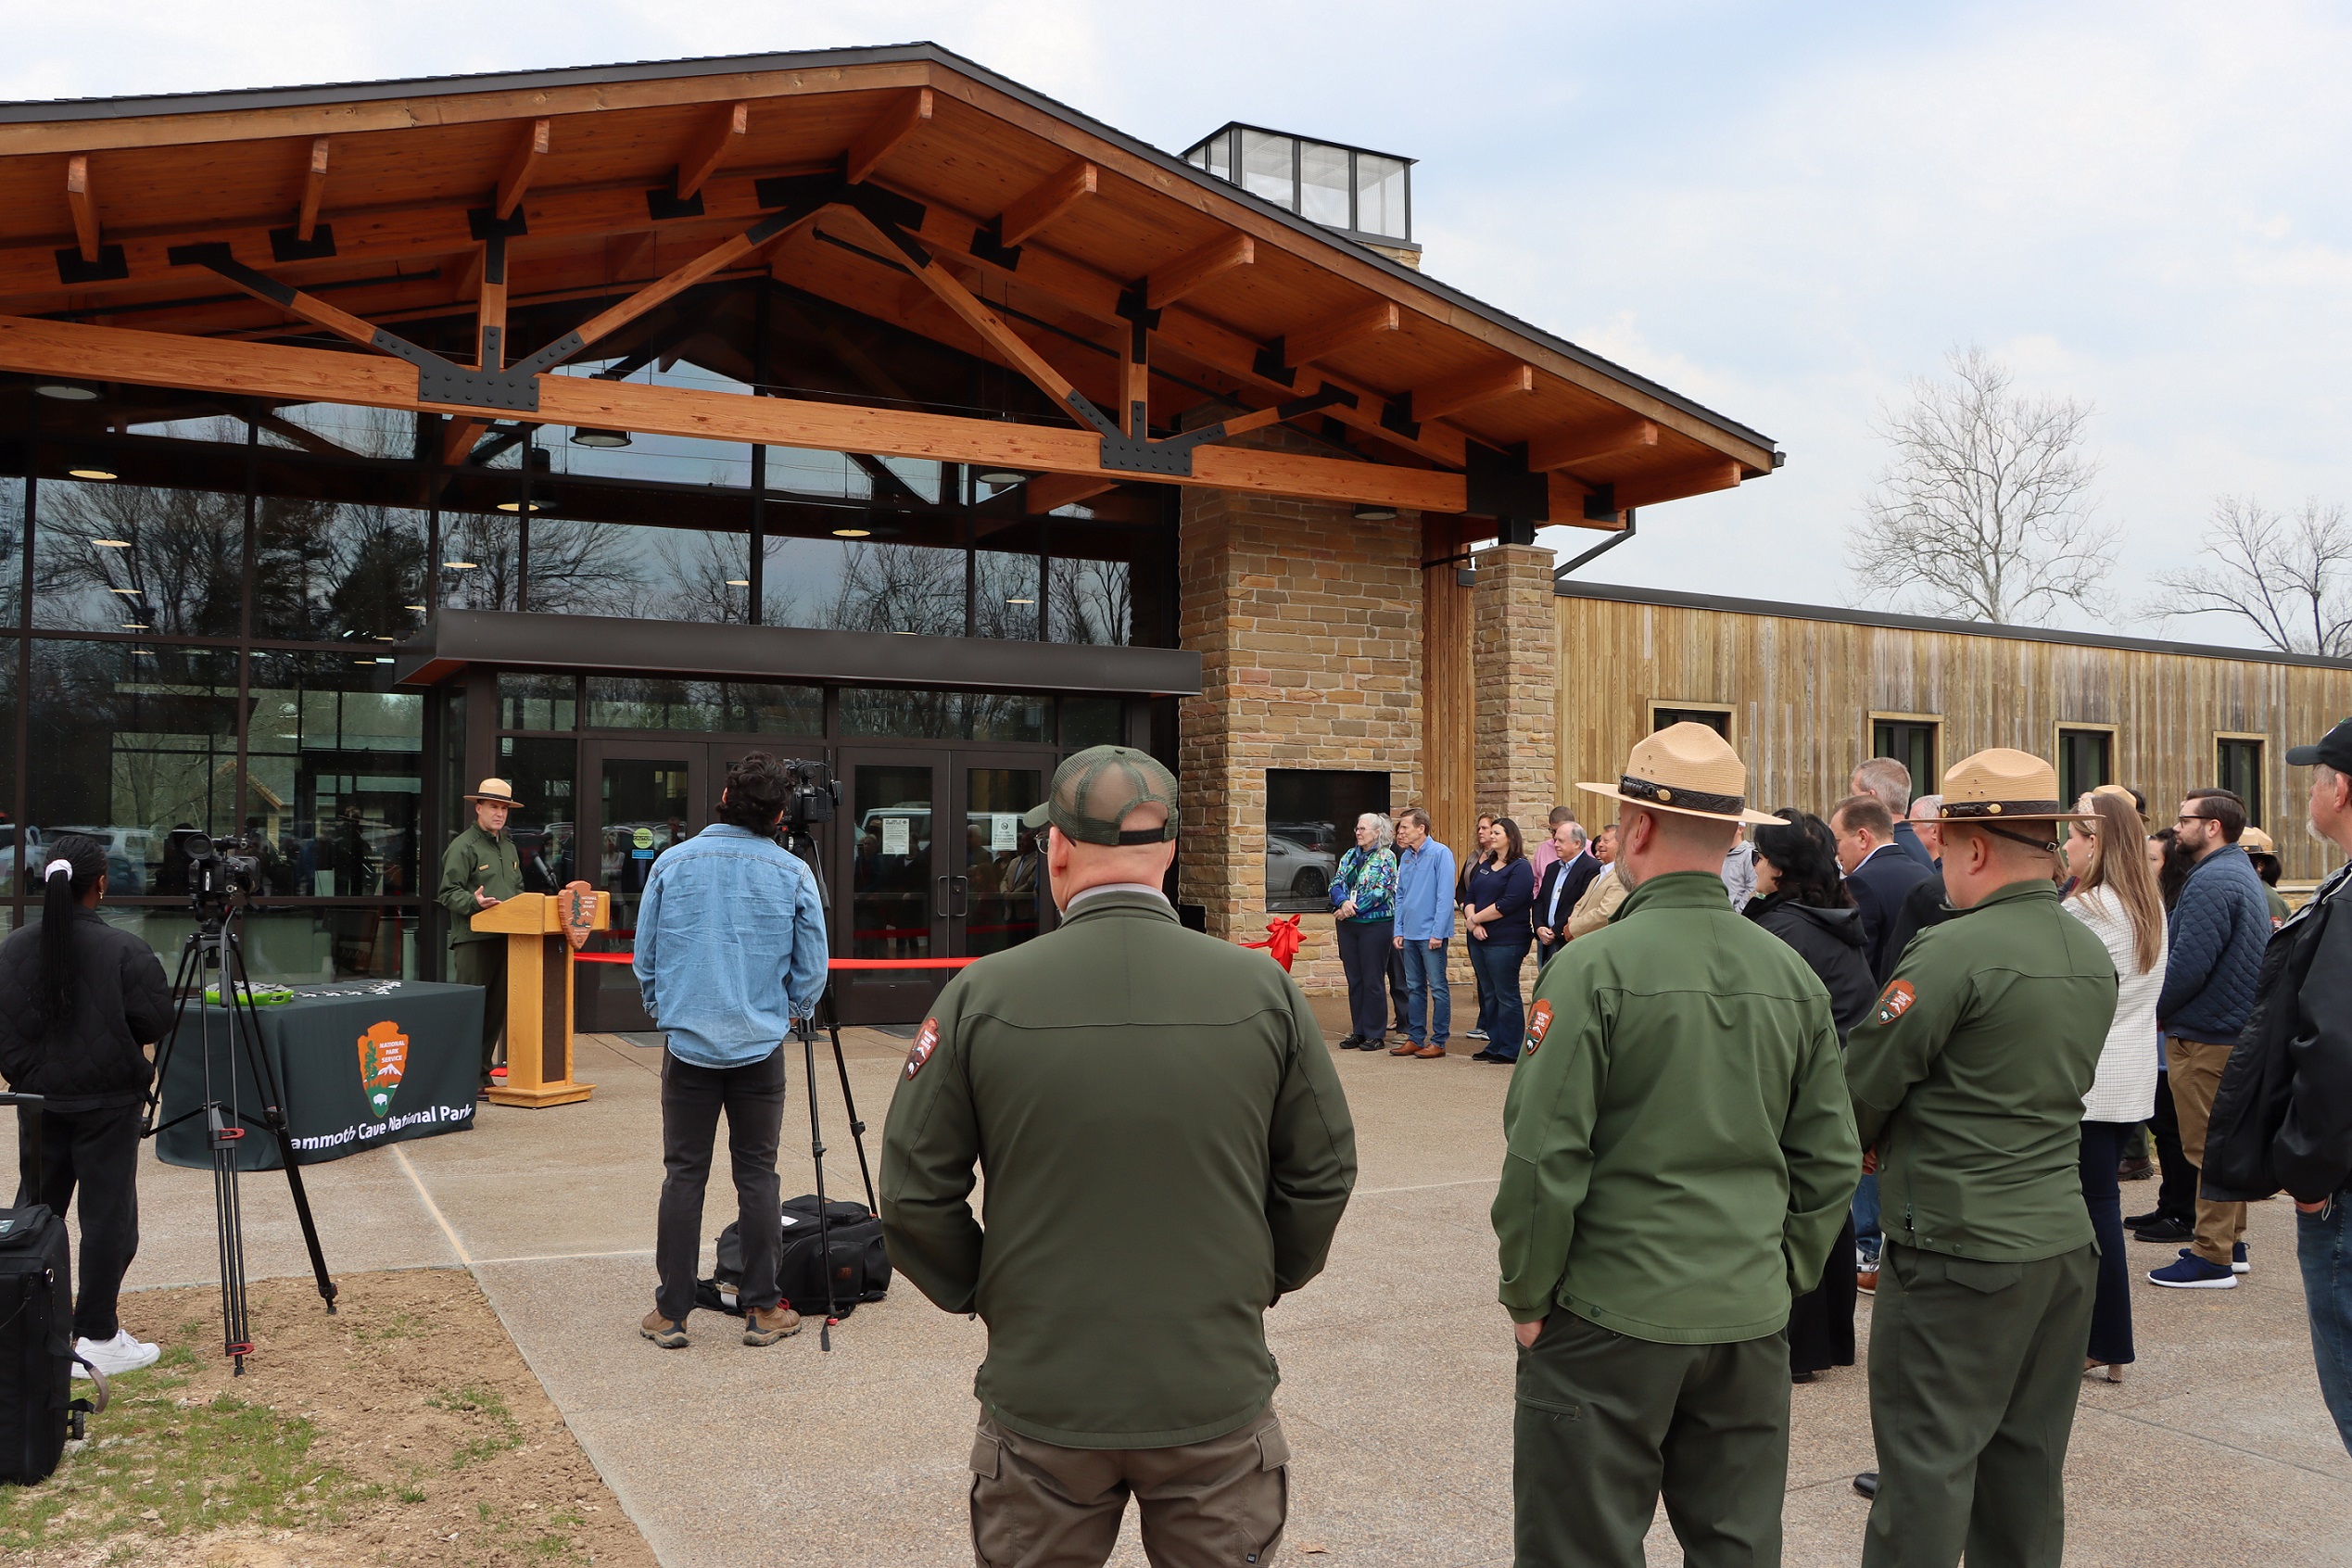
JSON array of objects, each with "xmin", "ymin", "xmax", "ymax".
[{"xmin": 358, "ymin": 1020, "xmax": 409, "ymax": 1119}]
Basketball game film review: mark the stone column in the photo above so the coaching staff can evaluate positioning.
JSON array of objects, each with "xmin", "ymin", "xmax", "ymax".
[{"xmin": 1472, "ymin": 541, "xmax": 1560, "ymax": 835}]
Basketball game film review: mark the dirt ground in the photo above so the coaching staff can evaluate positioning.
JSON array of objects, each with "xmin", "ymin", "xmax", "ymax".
[{"xmin": 2, "ymin": 1268, "xmax": 658, "ymax": 1568}]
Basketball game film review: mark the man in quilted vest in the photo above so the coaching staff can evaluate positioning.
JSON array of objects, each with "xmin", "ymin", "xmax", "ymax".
[{"xmin": 2144, "ymin": 788, "xmax": 2273, "ymax": 1288}]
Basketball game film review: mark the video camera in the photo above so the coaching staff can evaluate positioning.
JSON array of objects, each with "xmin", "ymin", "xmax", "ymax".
[
  {"xmin": 776, "ymin": 759, "xmax": 837, "ymax": 834},
  {"xmin": 171, "ymin": 828, "xmax": 265, "ymax": 917}
]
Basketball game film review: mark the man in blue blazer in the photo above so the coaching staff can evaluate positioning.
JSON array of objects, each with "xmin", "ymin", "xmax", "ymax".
[
  {"xmin": 1531, "ymin": 820, "xmax": 1600, "ymax": 967},
  {"xmin": 1833, "ymin": 792, "xmax": 1935, "ymax": 984}
]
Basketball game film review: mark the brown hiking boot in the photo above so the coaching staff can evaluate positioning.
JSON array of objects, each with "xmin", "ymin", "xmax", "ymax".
[
  {"xmin": 743, "ymin": 1304, "xmax": 803, "ymax": 1347},
  {"xmin": 639, "ymin": 1310, "xmax": 688, "ymax": 1349}
]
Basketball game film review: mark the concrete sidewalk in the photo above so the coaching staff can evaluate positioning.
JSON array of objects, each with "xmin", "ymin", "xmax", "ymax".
[{"xmin": 9, "ymin": 1020, "xmax": 2349, "ymax": 1566}]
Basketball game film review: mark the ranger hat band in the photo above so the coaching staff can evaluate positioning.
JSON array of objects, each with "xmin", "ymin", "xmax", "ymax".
[
  {"xmin": 2285, "ymin": 716, "xmax": 2352, "ymax": 772},
  {"xmin": 1021, "ymin": 745, "xmax": 1180, "ymax": 846},
  {"xmin": 1925, "ymin": 748, "xmax": 2095, "ymax": 828},
  {"xmin": 464, "ymin": 777, "xmax": 524, "ymax": 806},
  {"xmin": 1575, "ymin": 721, "xmax": 1779, "ymax": 826}
]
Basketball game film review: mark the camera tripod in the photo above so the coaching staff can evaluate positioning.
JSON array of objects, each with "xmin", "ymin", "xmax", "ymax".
[
  {"xmin": 781, "ymin": 824, "xmax": 876, "ymax": 1354},
  {"xmin": 142, "ymin": 902, "xmax": 337, "ymax": 1374}
]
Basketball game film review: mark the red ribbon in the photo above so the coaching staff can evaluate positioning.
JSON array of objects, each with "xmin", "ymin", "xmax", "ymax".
[{"xmin": 1240, "ymin": 915, "xmax": 1305, "ymax": 971}]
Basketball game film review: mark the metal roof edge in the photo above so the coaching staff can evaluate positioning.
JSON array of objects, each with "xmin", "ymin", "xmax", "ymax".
[
  {"xmin": 1549, "ymin": 579, "xmax": 2352, "ymax": 673},
  {"xmin": 0, "ymin": 44, "xmax": 1779, "ymax": 459}
]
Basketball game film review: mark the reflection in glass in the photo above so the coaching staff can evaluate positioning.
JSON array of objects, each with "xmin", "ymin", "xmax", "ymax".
[
  {"xmin": 1063, "ymin": 698, "xmax": 1122, "ymax": 750},
  {"xmin": 840, "ymin": 687, "xmax": 966, "ymax": 741},
  {"xmin": 1265, "ymin": 769, "xmax": 1391, "ymax": 914},
  {"xmin": 0, "ymin": 473, "xmax": 23, "ymax": 629},
  {"xmin": 243, "ymin": 651, "xmax": 425, "ymax": 900},
  {"xmin": 230, "ymin": 905, "xmax": 420, "ymax": 982},
  {"xmin": 252, "ymin": 496, "xmax": 427, "ymax": 643},
  {"xmin": 1047, "ymin": 555, "xmax": 1131, "ymax": 645},
  {"xmin": 600, "ymin": 757, "xmax": 692, "ymax": 938},
  {"xmin": 852, "ymin": 765, "xmax": 934, "ymax": 960},
  {"xmin": 968, "ymin": 694, "xmax": 1050, "ymax": 744},
  {"xmin": 964, "ymin": 767, "xmax": 1043, "ymax": 956},
  {"xmin": 1300, "ymin": 141, "xmax": 1351, "ymax": 226},
  {"xmin": 585, "ymin": 677, "xmax": 821, "ymax": 735},
  {"xmin": 1356, "ymin": 156, "xmax": 1409, "ymax": 239},
  {"xmin": 1240, "ymin": 128, "xmax": 1295, "ymax": 209},
  {"xmin": 497, "ymin": 736, "xmax": 579, "ymax": 893},
  {"xmin": 499, "ymin": 673, "xmax": 577, "ymax": 731},
  {"xmin": 763, "ymin": 536, "xmax": 967, "ymax": 636},
  {"xmin": 975, "ymin": 549, "xmax": 1042, "ymax": 641},
  {"xmin": 34, "ymin": 477, "xmax": 245, "ymax": 635},
  {"xmin": 26, "ymin": 641, "xmax": 240, "ymax": 894}
]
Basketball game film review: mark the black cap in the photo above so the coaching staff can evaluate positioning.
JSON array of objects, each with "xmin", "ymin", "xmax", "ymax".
[{"xmin": 2285, "ymin": 717, "xmax": 2352, "ymax": 772}]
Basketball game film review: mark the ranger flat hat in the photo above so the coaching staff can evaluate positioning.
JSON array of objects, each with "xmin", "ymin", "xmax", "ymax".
[
  {"xmin": 1022, "ymin": 745, "xmax": 1180, "ymax": 846},
  {"xmin": 1923, "ymin": 749, "xmax": 2095, "ymax": 826},
  {"xmin": 2240, "ymin": 825, "xmax": 2280, "ymax": 855},
  {"xmin": 1576, "ymin": 721, "xmax": 1778, "ymax": 826},
  {"xmin": 464, "ymin": 777, "xmax": 525, "ymax": 806}
]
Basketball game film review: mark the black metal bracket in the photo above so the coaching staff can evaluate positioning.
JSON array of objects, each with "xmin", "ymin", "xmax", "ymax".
[
  {"xmin": 1465, "ymin": 440, "xmax": 1548, "ymax": 524},
  {"xmin": 1555, "ymin": 511, "xmax": 1638, "ymax": 579},
  {"xmin": 1583, "ymin": 482, "xmax": 1618, "ymax": 523},
  {"xmin": 1252, "ymin": 336, "xmax": 1296, "ymax": 386},
  {"xmin": 1093, "ymin": 387, "xmax": 1360, "ymax": 477},
  {"xmin": 468, "ymin": 207, "xmax": 528, "ymax": 241},
  {"xmin": 970, "ymin": 219, "xmax": 1022, "ymax": 271},
  {"xmin": 54, "ymin": 245, "xmax": 128, "ymax": 285},
  {"xmin": 645, "ymin": 183, "xmax": 705, "ymax": 221},
  {"xmin": 269, "ymin": 224, "xmax": 336, "ymax": 262},
  {"xmin": 1381, "ymin": 391, "xmax": 1421, "ymax": 440}
]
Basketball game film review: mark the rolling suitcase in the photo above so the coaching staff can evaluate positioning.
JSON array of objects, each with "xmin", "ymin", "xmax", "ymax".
[{"xmin": 0, "ymin": 1092, "xmax": 106, "ymax": 1486}]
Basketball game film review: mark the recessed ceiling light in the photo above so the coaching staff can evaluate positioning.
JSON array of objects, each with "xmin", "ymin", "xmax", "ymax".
[
  {"xmin": 404, "ymin": 604, "xmax": 429, "ymax": 612},
  {"xmin": 374, "ymin": 636, "xmax": 396, "ymax": 642},
  {"xmin": 35, "ymin": 382, "xmax": 98, "ymax": 401},
  {"xmin": 1352, "ymin": 503, "xmax": 1400, "ymax": 523},
  {"xmin": 975, "ymin": 467, "xmax": 1028, "ymax": 487},
  {"xmin": 569, "ymin": 427, "xmax": 632, "ymax": 449},
  {"xmin": 375, "ymin": 656, "xmax": 395, "ymax": 664},
  {"xmin": 724, "ymin": 578, "xmax": 750, "ymax": 587},
  {"xmin": 831, "ymin": 526, "xmax": 872, "ymax": 538},
  {"xmin": 107, "ymin": 587, "xmax": 139, "ymax": 596},
  {"xmin": 131, "ymin": 648, "xmax": 156, "ymax": 657},
  {"xmin": 494, "ymin": 499, "xmax": 546, "ymax": 513},
  {"xmin": 443, "ymin": 561, "xmax": 479, "ymax": 570},
  {"xmin": 92, "ymin": 537, "xmax": 132, "ymax": 549},
  {"xmin": 119, "ymin": 622, "xmax": 149, "ymax": 630},
  {"xmin": 353, "ymin": 657, "xmax": 376, "ymax": 665},
  {"xmin": 1005, "ymin": 596, "xmax": 1035, "ymax": 605},
  {"xmin": 69, "ymin": 464, "xmax": 118, "ymax": 481}
]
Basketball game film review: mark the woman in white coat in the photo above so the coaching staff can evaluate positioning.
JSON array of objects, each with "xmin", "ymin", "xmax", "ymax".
[{"xmin": 2063, "ymin": 789, "xmax": 2169, "ymax": 1381}]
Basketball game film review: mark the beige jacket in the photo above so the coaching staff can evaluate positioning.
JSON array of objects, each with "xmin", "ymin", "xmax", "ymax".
[{"xmin": 1566, "ymin": 865, "xmax": 1627, "ymax": 940}]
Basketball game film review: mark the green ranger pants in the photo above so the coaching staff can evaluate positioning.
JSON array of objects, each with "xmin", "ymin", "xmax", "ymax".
[
  {"xmin": 449, "ymin": 939, "xmax": 506, "ymax": 1084},
  {"xmin": 1514, "ymin": 1311, "xmax": 1790, "ymax": 1568},
  {"xmin": 1863, "ymin": 1242, "xmax": 2096, "ymax": 1568}
]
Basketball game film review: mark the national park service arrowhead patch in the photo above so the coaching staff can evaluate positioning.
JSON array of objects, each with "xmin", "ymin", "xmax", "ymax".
[
  {"xmin": 358, "ymin": 1020, "xmax": 408, "ymax": 1119},
  {"xmin": 904, "ymin": 1017, "xmax": 941, "ymax": 1079},
  {"xmin": 1524, "ymin": 999, "xmax": 1554, "ymax": 1056},
  {"xmin": 1874, "ymin": 980, "xmax": 1916, "ymax": 1027}
]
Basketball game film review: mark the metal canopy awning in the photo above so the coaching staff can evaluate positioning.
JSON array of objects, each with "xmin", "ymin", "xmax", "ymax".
[{"xmin": 394, "ymin": 609, "xmax": 1203, "ymax": 698}]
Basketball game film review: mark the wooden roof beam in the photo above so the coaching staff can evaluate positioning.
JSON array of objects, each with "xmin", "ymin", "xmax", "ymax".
[
  {"xmin": 496, "ymin": 119, "xmax": 550, "ymax": 220},
  {"xmin": 846, "ymin": 88, "xmax": 932, "ymax": 185},
  {"xmin": 1528, "ymin": 415, "xmax": 1657, "ymax": 474},
  {"xmin": 1610, "ymin": 458, "xmax": 1742, "ymax": 513},
  {"xmin": 1409, "ymin": 360, "xmax": 1534, "ymax": 425},
  {"xmin": 1276, "ymin": 300, "xmax": 1398, "ymax": 371},
  {"xmin": 1025, "ymin": 473, "xmax": 1118, "ymax": 514},
  {"xmin": 996, "ymin": 158, "xmax": 1095, "ymax": 247},
  {"xmin": 673, "ymin": 102, "xmax": 747, "ymax": 201},
  {"xmin": 296, "ymin": 137, "xmax": 330, "ymax": 243},
  {"xmin": 65, "ymin": 155, "xmax": 100, "ymax": 262},
  {"xmin": 1144, "ymin": 233, "xmax": 1252, "ymax": 310}
]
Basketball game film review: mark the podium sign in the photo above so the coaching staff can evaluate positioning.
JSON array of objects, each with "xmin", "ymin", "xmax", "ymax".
[{"xmin": 471, "ymin": 887, "xmax": 608, "ymax": 1107}]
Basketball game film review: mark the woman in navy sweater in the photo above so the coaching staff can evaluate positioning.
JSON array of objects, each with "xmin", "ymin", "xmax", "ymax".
[{"xmin": 1461, "ymin": 816, "xmax": 1536, "ymax": 1064}]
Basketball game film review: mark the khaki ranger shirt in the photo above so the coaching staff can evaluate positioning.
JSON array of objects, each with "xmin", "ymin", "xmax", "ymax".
[
  {"xmin": 436, "ymin": 824, "xmax": 522, "ymax": 946},
  {"xmin": 879, "ymin": 889, "xmax": 1358, "ymax": 1449},
  {"xmin": 1496, "ymin": 871, "xmax": 1861, "ymax": 1343},
  {"xmin": 1844, "ymin": 879, "xmax": 2118, "ymax": 1262}
]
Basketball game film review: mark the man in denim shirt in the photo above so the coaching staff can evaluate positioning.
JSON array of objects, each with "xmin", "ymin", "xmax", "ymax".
[
  {"xmin": 1391, "ymin": 807, "xmax": 1459, "ymax": 1058},
  {"xmin": 636, "ymin": 752, "xmax": 829, "ymax": 1350}
]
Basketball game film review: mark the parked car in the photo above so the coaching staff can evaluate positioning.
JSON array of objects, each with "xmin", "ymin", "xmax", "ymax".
[{"xmin": 1265, "ymin": 833, "xmax": 1338, "ymax": 907}]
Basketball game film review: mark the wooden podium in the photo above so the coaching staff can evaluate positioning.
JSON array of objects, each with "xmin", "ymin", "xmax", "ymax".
[{"xmin": 472, "ymin": 891, "xmax": 607, "ymax": 1107}]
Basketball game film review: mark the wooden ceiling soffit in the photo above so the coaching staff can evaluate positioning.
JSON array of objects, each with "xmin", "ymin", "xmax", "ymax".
[
  {"xmin": 1401, "ymin": 360, "xmax": 1535, "ymax": 426},
  {"xmin": 672, "ymin": 102, "xmax": 747, "ymax": 203},
  {"xmin": 1144, "ymin": 234, "xmax": 1252, "ymax": 310},
  {"xmin": 846, "ymin": 88, "xmax": 932, "ymax": 185},
  {"xmin": 992, "ymin": 158, "xmax": 1094, "ymax": 249},
  {"xmin": 1262, "ymin": 300, "xmax": 1398, "ymax": 374},
  {"xmin": 1606, "ymin": 458, "xmax": 1742, "ymax": 514},
  {"xmin": 1528, "ymin": 416, "xmax": 1656, "ymax": 474},
  {"xmin": 1023, "ymin": 473, "xmax": 1118, "ymax": 514},
  {"xmin": 0, "ymin": 310, "xmax": 1469, "ymax": 513}
]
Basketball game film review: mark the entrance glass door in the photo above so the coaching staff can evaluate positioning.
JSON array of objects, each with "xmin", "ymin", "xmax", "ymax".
[
  {"xmin": 582, "ymin": 743, "xmax": 707, "ymax": 942},
  {"xmin": 956, "ymin": 760, "xmax": 1048, "ymax": 956},
  {"xmin": 836, "ymin": 752, "xmax": 946, "ymax": 1024}
]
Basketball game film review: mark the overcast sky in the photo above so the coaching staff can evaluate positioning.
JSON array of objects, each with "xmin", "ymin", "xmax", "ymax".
[{"xmin": 7, "ymin": 1, "xmax": 2346, "ymax": 649}]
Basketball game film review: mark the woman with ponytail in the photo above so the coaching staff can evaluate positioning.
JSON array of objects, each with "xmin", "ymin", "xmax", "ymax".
[{"xmin": 0, "ymin": 831, "xmax": 174, "ymax": 1376}]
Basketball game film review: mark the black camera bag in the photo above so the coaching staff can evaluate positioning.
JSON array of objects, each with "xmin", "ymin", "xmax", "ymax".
[
  {"xmin": 1, "ymin": 1097, "xmax": 108, "ymax": 1486},
  {"xmin": 700, "ymin": 1195, "xmax": 891, "ymax": 1320}
]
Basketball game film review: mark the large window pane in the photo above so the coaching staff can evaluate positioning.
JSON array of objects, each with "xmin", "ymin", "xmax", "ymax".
[
  {"xmin": 34, "ymin": 474, "xmax": 245, "ymax": 636},
  {"xmin": 27, "ymin": 641, "xmax": 240, "ymax": 894},
  {"xmin": 975, "ymin": 548, "xmax": 1042, "ymax": 641},
  {"xmin": 250, "ymin": 442, "xmax": 428, "ymax": 641},
  {"xmin": 1048, "ymin": 555, "xmax": 1132, "ymax": 645},
  {"xmin": 584, "ymin": 677, "xmax": 821, "ymax": 735},
  {"xmin": 1300, "ymin": 141, "xmax": 1351, "ymax": 226},
  {"xmin": 764, "ymin": 536, "xmax": 967, "ymax": 636},
  {"xmin": 1356, "ymin": 156, "xmax": 1408, "ymax": 239},
  {"xmin": 244, "ymin": 651, "xmax": 424, "ymax": 900},
  {"xmin": 436, "ymin": 505, "xmax": 524, "ymax": 613},
  {"xmin": 496, "ymin": 735, "xmax": 580, "ymax": 892},
  {"xmin": 499, "ymin": 672, "xmax": 577, "ymax": 731},
  {"xmin": 840, "ymin": 687, "xmax": 967, "ymax": 740},
  {"xmin": 0, "ymin": 472, "xmax": 22, "ymax": 629},
  {"xmin": 235, "ymin": 904, "xmax": 420, "ymax": 982},
  {"xmin": 1266, "ymin": 769, "xmax": 1391, "ymax": 913},
  {"xmin": 1240, "ymin": 128, "xmax": 1296, "ymax": 209}
]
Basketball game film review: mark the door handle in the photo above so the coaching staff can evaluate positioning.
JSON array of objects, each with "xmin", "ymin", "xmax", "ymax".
[
  {"xmin": 951, "ymin": 875, "xmax": 969, "ymax": 918},
  {"xmin": 935, "ymin": 874, "xmax": 950, "ymax": 919}
]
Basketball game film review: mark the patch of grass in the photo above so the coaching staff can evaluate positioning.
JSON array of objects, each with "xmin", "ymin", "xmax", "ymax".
[
  {"xmin": 350, "ymin": 1310, "xmax": 426, "ymax": 1344},
  {"xmin": 0, "ymin": 1363, "xmax": 373, "ymax": 1555},
  {"xmin": 426, "ymin": 1383, "xmax": 524, "ymax": 1471}
]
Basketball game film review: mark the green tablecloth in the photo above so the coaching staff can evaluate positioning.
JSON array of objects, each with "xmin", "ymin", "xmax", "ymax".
[{"xmin": 156, "ymin": 980, "xmax": 483, "ymax": 1170}]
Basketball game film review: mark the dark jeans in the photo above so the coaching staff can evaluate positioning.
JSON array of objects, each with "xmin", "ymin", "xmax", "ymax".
[
  {"xmin": 1399, "ymin": 939, "xmax": 1450, "ymax": 1047},
  {"xmin": 14, "ymin": 1102, "xmax": 142, "ymax": 1342},
  {"xmin": 2297, "ymin": 1199, "xmax": 2352, "ymax": 1458},
  {"xmin": 1335, "ymin": 919, "xmax": 1394, "ymax": 1042},
  {"xmin": 655, "ymin": 1046, "xmax": 785, "ymax": 1323},
  {"xmin": 1788, "ymin": 1209, "xmax": 1858, "ymax": 1374},
  {"xmin": 2149, "ymin": 1069, "xmax": 2195, "ymax": 1225},
  {"xmin": 2078, "ymin": 1119, "xmax": 2134, "ymax": 1365},
  {"xmin": 1386, "ymin": 942, "xmax": 1410, "ymax": 1034},
  {"xmin": 1468, "ymin": 939, "xmax": 1529, "ymax": 1058}
]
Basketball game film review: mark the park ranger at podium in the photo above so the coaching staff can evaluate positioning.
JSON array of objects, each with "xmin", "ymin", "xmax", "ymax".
[
  {"xmin": 1495, "ymin": 723, "xmax": 1860, "ymax": 1568},
  {"xmin": 436, "ymin": 778, "xmax": 525, "ymax": 1096},
  {"xmin": 1843, "ymin": 748, "xmax": 2117, "ymax": 1568}
]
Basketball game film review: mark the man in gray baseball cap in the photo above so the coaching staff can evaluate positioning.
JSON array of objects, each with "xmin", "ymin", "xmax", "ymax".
[{"xmin": 882, "ymin": 744, "xmax": 1356, "ymax": 1564}]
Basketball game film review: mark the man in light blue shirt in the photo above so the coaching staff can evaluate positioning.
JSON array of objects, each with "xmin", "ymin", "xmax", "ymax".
[
  {"xmin": 635, "ymin": 752, "xmax": 829, "ymax": 1351},
  {"xmin": 1390, "ymin": 806, "xmax": 1459, "ymax": 1057}
]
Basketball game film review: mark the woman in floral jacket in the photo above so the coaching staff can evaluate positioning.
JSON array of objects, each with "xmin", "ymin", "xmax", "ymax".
[{"xmin": 1333, "ymin": 813, "xmax": 1400, "ymax": 1049}]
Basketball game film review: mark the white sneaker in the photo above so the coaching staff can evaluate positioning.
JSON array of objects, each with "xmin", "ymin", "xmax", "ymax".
[{"xmin": 72, "ymin": 1329, "xmax": 159, "ymax": 1378}]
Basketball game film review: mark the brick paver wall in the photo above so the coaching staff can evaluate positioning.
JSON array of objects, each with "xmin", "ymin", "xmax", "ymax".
[{"xmin": 1177, "ymin": 483, "xmax": 1423, "ymax": 994}]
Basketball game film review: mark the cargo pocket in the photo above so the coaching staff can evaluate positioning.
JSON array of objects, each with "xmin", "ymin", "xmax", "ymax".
[
  {"xmin": 969, "ymin": 1429, "xmax": 1002, "ymax": 1479},
  {"xmin": 968, "ymin": 1427, "xmax": 1018, "ymax": 1568},
  {"xmin": 1237, "ymin": 1419, "xmax": 1290, "ymax": 1565}
]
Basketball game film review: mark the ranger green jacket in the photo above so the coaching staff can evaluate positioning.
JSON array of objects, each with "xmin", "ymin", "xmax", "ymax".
[
  {"xmin": 436, "ymin": 824, "xmax": 522, "ymax": 946},
  {"xmin": 1845, "ymin": 879, "xmax": 2117, "ymax": 1261},
  {"xmin": 1495, "ymin": 871, "xmax": 1861, "ymax": 1343},
  {"xmin": 879, "ymin": 889, "xmax": 1358, "ymax": 1449}
]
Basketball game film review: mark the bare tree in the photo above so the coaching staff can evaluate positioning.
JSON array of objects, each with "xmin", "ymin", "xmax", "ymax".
[
  {"xmin": 2147, "ymin": 496, "xmax": 2352, "ymax": 657},
  {"xmin": 1847, "ymin": 347, "xmax": 2118, "ymax": 625}
]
